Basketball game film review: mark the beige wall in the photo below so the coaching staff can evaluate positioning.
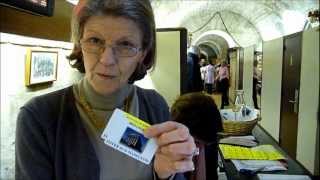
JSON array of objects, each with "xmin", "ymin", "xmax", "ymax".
[
  {"xmin": 243, "ymin": 46, "xmax": 254, "ymax": 107},
  {"xmin": 135, "ymin": 30, "xmax": 181, "ymax": 107},
  {"xmin": 296, "ymin": 28, "xmax": 319, "ymax": 175},
  {"xmin": 260, "ymin": 37, "xmax": 283, "ymax": 141},
  {"xmin": 0, "ymin": 33, "xmax": 82, "ymax": 179},
  {"xmin": 229, "ymin": 50, "xmax": 239, "ymax": 102},
  {"xmin": 261, "ymin": 29, "xmax": 319, "ymax": 174}
]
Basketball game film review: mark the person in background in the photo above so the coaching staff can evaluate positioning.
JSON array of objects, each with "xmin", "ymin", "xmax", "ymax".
[
  {"xmin": 204, "ymin": 58, "xmax": 215, "ymax": 94},
  {"xmin": 187, "ymin": 52, "xmax": 195, "ymax": 91},
  {"xmin": 171, "ymin": 92, "xmax": 223, "ymax": 180},
  {"xmin": 15, "ymin": 0, "xmax": 197, "ymax": 179},
  {"xmin": 186, "ymin": 50, "xmax": 203, "ymax": 93},
  {"xmin": 199, "ymin": 58, "xmax": 207, "ymax": 90},
  {"xmin": 216, "ymin": 61, "xmax": 230, "ymax": 109},
  {"xmin": 253, "ymin": 60, "xmax": 260, "ymax": 109},
  {"xmin": 213, "ymin": 60, "xmax": 221, "ymax": 92}
]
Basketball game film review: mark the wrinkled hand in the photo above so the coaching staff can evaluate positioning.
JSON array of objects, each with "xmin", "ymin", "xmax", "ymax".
[{"xmin": 144, "ymin": 121, "xmax": 196, "ymax": 179}]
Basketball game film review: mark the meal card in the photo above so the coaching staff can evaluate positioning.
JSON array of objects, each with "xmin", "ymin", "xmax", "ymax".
[{"xmin": 101, "ymin": 108, "xmax": 158, "ymax": 164}]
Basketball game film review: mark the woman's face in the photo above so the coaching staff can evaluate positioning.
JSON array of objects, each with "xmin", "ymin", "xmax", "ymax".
[{"xmin": 81, "ymin": 15, "xmax": 146, "ymax": 95}]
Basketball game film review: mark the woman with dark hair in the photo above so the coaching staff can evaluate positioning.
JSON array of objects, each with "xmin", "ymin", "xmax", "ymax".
[
  {"xmin": 15, "ymin": 0, "xmax": 196, "ymax": 179},
  {"xmin": 171, "ymin": 92, "xmax": 223, "ymax": 180}
]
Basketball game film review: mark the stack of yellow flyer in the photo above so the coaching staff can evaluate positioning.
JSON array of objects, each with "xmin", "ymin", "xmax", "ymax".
[{"xmin": 219, "ymin": 144, "xmax": 285, "ymax": 160}]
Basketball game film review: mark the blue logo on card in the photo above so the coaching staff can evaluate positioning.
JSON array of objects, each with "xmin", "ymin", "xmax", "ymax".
[{"xmin": 120, "ymin": 127, "xmax": 149, "ymax": 153}]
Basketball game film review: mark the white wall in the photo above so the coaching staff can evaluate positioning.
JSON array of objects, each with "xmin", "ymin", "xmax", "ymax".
[
  {"xmin": 296, "ymin": 28, "xmax": 319, "ymax": 175},
  {"xmin": 243, "ymin": 46, "xmax": 254, "ymax": 107},
  {"xmin": 260, "ymin": 37, "xmax": 283, "ymax": 141},
  {"xmin": 0, "ymin": 33, "xmax": 82, "ymax": 179}
]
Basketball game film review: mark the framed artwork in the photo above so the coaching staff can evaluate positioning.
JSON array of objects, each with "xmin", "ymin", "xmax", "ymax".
[
  {"xmin": 0, "ymin": 0, "xmax": 55, "ymax": 17},
  {"xmin": 25, "ymin": 49, "xmax": 58, "ymax": 86}
]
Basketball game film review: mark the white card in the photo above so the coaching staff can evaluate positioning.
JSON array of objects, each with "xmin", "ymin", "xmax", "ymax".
[{"xmin": 101, "ymin": 108, "xmax": 158, "ymax": 164}]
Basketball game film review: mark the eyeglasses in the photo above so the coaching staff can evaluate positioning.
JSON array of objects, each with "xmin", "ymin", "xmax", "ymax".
[{"xmin": 80, "ymin": 38, "xmax": 142, "ymax": 57}]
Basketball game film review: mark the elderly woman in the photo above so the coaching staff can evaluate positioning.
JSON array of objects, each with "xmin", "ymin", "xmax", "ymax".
[{"xmin": 15, "ymin": 0, "xmax": 196, "ymax": 179}]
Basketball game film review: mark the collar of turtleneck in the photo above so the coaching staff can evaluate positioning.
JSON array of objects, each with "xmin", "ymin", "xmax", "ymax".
[{"xmin": 79, "ymin": 77, "xmax": 133, "ymax": 111}]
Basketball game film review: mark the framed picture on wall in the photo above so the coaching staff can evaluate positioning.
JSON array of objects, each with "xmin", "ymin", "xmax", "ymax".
[{"xmin": 25, "ymin": 49, "xmax": 58, "ymax": 86}]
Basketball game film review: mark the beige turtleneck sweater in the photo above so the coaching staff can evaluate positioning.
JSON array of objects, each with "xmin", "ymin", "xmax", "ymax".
[{"xmin": 73, "ymin": 78, "xmax": 153, "ymax": 180}]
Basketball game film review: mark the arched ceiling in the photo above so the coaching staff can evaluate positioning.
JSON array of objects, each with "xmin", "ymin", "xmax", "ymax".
[
  {"xmin": 64, "ymin": 0, "xmax": 318, "ymax": 57},
  {"xmin": 195, "ymin": 34, "xmax": 229, "ymax": 59},
  {"xmin": 199, "ymin": 44, "xmax": 218, "ymax": 59},
  {"xmin": 182, "ymin": 10, "xmax": 263, "ymax": 48},
  {"xmin": 152, "ymin": 0, "xmax": 318, "ymax": 48}
]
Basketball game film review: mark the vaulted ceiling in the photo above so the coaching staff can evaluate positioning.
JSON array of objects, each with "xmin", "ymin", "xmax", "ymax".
[
  {"xmin": 151, "ymin": 0, "xmax": 319, "ymax": 57},
  {"xmin": 3, "ymin": 0, "xmax": 317, "ymax": 58}
]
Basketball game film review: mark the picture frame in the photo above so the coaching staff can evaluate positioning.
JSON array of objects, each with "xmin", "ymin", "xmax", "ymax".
[
  {"xmin": 25, "ymin": 49, "xmax": 58, "ymax": 86},
  {"xmin": 0, "ymin": 0, "xmax": 55, "ymax": 17}
]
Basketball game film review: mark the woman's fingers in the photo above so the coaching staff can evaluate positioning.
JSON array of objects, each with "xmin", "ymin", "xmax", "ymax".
[
  {"xmin": 145, "ymin": 121, "xmax": 190, "ymax": 147},
  {"xmin": 144, "ymin": 121, "xmax": 183, "ymax": 138},
  {"xmin": 150, "ymin": 121, "xmax": 197, "ymax": 178},
  {"xmin": 159, "ymin": 136, "xmax": 195, "ymax": 158},
  {"xmin": 157, "ymin": 125, "xmax": 190, "ymax": 146},
  {"xmin": 173, "ymin": 159, "xmax": 195, "ymax": 173},
  {"xmin": 154, "ymin": 151, "xmax": 195, "ymax": 179}
]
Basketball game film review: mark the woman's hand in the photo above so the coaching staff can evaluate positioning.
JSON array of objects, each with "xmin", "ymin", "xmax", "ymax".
[{"xmin": 144, "ymin": 121, "xmax": 197, "ymax": 179}]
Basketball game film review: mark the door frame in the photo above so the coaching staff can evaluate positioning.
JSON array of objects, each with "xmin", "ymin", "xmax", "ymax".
[{"xmin": 279, "ymin": 32, "xmax": 302, "ymax": 159}]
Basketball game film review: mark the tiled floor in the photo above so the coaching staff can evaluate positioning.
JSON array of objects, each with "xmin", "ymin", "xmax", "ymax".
[{"xmin": 211, "ymin": 91, "xmax": 261, "ymax": 110}]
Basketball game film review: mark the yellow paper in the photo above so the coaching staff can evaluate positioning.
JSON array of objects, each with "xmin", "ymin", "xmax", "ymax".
[{"xmin": 219, "ymin": 144, "xmax": 285, "ymax": 160}]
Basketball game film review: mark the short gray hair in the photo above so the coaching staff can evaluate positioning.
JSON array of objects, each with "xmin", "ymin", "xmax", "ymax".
[{"xmin": 67, "ymin": 0, "xmax": 156, "ymax": 83}]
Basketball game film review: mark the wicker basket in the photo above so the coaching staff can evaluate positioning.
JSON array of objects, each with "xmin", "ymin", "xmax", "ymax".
[
  {"xmin": 222, "ymin": 118, "xmax": 259, "ymax": 136},
  {"xmin": 220, "ymin": 108, "xmax": 260, "ymax": 136}
]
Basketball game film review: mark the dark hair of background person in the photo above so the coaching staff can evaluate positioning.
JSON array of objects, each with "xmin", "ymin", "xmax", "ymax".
[
  {"xmin": 171, "ymin": 92, "xmax": 223, "ymax": 180},
  {"xmin": 67, "ymin": 0, "xmax": 156, "ymax": 83},
  {"xmin": 208, "ymin": 58, "xmax": 214, "ymax": 65},
  {"xmin": 170, "ymin": 92, "xmax": 223, "ymax": 143},
  {"xmin": 221, "ymin": 60, "xmax": 227, "ymax": 66}
]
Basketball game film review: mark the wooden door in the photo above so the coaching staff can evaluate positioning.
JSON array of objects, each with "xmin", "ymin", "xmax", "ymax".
[{"xmin": 279, "ymin": 32, "xmax": 302, "ymax": 159}]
